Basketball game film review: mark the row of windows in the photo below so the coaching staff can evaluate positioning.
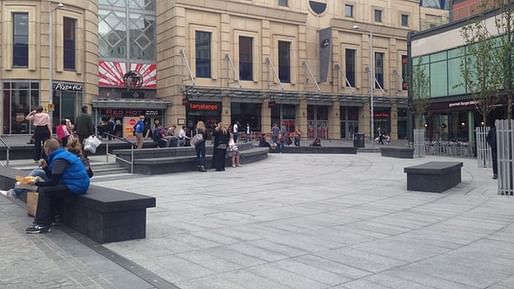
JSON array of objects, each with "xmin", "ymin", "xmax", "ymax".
[
  {"xmin": 412, "ymin": 48, "xmax": 467, "ymax": 98},
  {"xmin": 344, "ymin": 5, "xmax": 410, "ymax": 27},
  {"xmin": 195, "ymin": 31, "xmax": 404, "ymax": 89},
  {"xmin": 12, "ymin": 13, "xmax": 76, "ymax": 70}
]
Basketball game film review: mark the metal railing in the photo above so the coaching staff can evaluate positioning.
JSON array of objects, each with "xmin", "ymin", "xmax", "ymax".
[
  {"xmin": 496, "ymin": 119, "xmax": 514, "ymax": 196},
  {"xmin": 0, "ymin": 137, "xmax": 11, "ymax": 167},
  {"xmin": 103, "ymin": 133, "xmax": 135, "ymax": 174}
]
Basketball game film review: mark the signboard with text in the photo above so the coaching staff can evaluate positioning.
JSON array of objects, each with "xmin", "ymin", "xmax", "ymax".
[{"xmin": 123, "ymin": 117, "xmax": 138, "ymax": 139}]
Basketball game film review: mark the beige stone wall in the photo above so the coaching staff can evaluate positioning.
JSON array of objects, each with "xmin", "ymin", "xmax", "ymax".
[
  {"xmin": 0, "ymin": 0, "xmax": 98, "ymax": 131},
  {"xmin": 156, "ymin": 0, "xmax": 438, "ymax": 139}
]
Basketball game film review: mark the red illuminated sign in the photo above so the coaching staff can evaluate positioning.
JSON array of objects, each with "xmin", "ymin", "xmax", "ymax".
[{"xmin": 189, "ymin": 103, "xmax": 219, "ymax": 111}]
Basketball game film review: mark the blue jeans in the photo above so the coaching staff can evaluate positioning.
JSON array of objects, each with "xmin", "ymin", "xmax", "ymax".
[
  {"xmin": 195, "ymin": 142, "xmax": 206, "ymax": 167},
  {"xmin": 13, "ymin": 168, "xmax": 49, "ymax": 197}
]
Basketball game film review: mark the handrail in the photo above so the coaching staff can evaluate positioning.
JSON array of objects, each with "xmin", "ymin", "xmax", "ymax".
[
  {"xmin": 102, "ymin": 132, "xmax": 135, "ymax": 174},
  {"xmin": 0, "ymin": 137, "xmax": 11, "ymax": 167}
]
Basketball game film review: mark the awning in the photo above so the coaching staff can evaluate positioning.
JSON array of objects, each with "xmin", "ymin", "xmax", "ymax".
[{"xmin": 92, "ymin": 98, "xmax": 170, "ymax": 109}]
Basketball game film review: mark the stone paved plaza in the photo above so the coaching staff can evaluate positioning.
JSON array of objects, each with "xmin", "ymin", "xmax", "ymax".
[{"xmin": 2, "ymin": 153, "xmax": 514, "ymax": 289}]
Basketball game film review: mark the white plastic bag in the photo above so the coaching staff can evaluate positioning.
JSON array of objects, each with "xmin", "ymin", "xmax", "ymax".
[{"xmin": 84, "ymin": 135, "xmax": 102, "ymax": 154}]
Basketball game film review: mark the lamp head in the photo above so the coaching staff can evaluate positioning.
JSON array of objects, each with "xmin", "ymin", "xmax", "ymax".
[
  {"xmin": 57, "ymin": 3, "xmax": 64, "ymax": 7},
  {"xmin": 352, "ymin": 25, "xmax": 359, "ymax": 30}
]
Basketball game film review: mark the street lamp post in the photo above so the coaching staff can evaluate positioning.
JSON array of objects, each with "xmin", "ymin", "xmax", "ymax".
[
  {"xmin": 353, "ymin": 25, "xmax": 374, "ymax": 145},
  {"xmin": 49, "ymin": 2, "xmax": 64, "ymax": 125}
]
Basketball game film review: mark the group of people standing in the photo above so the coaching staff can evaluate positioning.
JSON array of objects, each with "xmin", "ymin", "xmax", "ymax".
[
  {"xmin": 194, "ymin": 121, "xmax": 241, "ymax": 172},
  {"xmin": 26, "ymin": 105, "xmax": 94, "ymax": 162}
]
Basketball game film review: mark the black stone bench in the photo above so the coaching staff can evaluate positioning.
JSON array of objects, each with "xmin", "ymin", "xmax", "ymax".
[
  {"xmin": 131, "ymin": 147, "xmax": 269, "ymax": 175},
  {"xmin": 381, "ymin": 146, "xmax": 414, "ymax": 159},
  {"xmin": 0, "ymin": 166, "xmax": 155, "ymax": 243},
  {"xmin": 269, "ymin": 146, "xmax": 357, "ymax": 154},
  {"xmin": 113, "ymin": 144, "xmax": 267, "ymax": 175},
  {"xmin": 404, "ymin": 161, "xmax": 463, "ymax": 193}
]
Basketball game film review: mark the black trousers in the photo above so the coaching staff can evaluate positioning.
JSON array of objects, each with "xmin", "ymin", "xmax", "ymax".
[
  {"xmin": 34, "ymin": 185, "xmax": 71, "ymax": 226},
  {"xmin": 492, "ymin": 147, "xmax": 498, "ymax": 176},
  {"xmin": 213, "ymin": 148, "xmax": 227, "ymax": 171},
  {"xmin": 34, "ymin": 126, "xmax": 50, "ymax": 161}
]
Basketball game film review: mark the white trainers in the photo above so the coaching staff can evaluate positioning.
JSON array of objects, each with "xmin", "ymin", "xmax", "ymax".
[{"xmin": 0, "ymin": 189, "xmax": 15, "ymax": 198}]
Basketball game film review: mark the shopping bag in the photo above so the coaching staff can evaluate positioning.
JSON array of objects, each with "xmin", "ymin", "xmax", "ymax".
[
  {"xmin": 84, "ymin": 135, "xmax": 102, "ymax": 154},
  {"xmin": 27, "ymin": 191, "xmax": 39, "ymax": 217}
]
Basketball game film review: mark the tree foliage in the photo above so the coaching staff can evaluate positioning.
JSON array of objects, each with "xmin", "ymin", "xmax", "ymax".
[{"xmin": 411, "ymin": 58, "xmax": 430, "ymax": 127}]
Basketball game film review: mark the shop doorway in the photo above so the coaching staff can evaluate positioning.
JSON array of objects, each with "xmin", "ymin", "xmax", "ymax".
[
  {"xmin": 52, "ymin": 90, "xmax": 82, "ymax": 130},
  {"xmin": 307, "ymin": 105, "xmax": 329, "ymax": 139}
]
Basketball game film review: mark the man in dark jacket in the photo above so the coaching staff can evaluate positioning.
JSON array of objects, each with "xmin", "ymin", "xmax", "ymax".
[
  {"xmin": 75, "ymin": 105, "xmax": 94, "ymax": 146},
  {"xmin": 26, "ymin": 139, "xmax": 90, "ymax": 234},
  {"xmin": 486, "ymin": 123, "xmax": 498, "ymax": 180}
]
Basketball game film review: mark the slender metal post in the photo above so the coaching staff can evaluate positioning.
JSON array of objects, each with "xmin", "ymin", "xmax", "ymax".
[
  {"xmin": 48, "ymin": 2, "xmax": 63, "ymax": 125},
  {"xmin": 106, "ymin": 137, "xmax": 109, "ymax": 162},
  {"xmin": 6, "ymin": 149, "xmax": 9, "ymax": 166},
  {"xmin": 130, "ymin": 145, "xmax": 134, "ymax": 174},
  {"xmin": 370, "ymin": 31, "xmax": 374, "ymax": 146}
]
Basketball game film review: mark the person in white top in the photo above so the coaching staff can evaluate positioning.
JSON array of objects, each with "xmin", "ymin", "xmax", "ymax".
[{"xmin": 232, "ymin": 121, "xmax": 240, "ymax": 143}]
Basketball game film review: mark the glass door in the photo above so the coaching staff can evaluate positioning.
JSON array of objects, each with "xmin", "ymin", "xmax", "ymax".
[{"xmin": 53, "ymin": 90, "xmax": 81, "ymax": 130}]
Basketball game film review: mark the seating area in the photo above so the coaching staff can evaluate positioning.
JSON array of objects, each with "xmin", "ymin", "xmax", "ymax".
[
  {"xmin": 381, "ymin": 146, "xmax": 414, "ymax": 159},
  {"xmin": 404, "ymin": 161, "xmax": 463, "ymax": 193},
  {"xmin": 113, "ymin": 143, "xmax": 269, "ymax": 175},
  {"xmin": 0, "ymin": 166, "xmax": 156, "ymax": 244}
]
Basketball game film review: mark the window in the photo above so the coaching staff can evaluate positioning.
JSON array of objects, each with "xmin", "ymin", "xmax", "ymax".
[
  {"xmin": 239, "ymin": 36, "xmax": 253, "ymax": 81},
  {"xmin": 278, "ymin": 0, "xmax": 288, "ymax": 7},
  {"xmin": 345, "ymin": 4, "xmax": 354, "ymax": 17},
  {"xmin": 13, "ymin": 13, "xmax": 29, "ymax": 67},
  {"xmin": 345, "ymin": 49, "xmax": 356, "ymax": 87},
  {"xmin": 63, "ymin": 17, "xmax": 76, "ymax": 70},
  {"xmin": 278, "ymin": 41, "xmax": 291, "ymax": 83},
  {"xmin": 374, "ymin": 9, "xmax": 383, "ymax": 23},
  {"xmin": 401, "ymin": 55, "xmax": 408, "ymax": 90},
  {"xmin": 401, "ymin": 14, "xmax": 409, "ymax": 27},
  {"xmin": 375, "ymin": 52, "xmax": 384, "ymax": 88},
  {"xmin": 195, "ymin": 31, "xmax": 211, "ymax": 78}
]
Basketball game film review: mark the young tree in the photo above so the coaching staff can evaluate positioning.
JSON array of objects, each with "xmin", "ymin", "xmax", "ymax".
[
  {"xmin": 460, "ymin": 17, "xmax": 500, "ymax": 126},
  {"xmin": 411, "ymin": 58, "xmax": 430, "ymax": 128}
]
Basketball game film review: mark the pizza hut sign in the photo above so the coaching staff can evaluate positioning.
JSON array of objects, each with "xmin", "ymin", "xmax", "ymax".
[{"xmin": 54, "ymin": 83, "xmax": 83, "ymax": 91}]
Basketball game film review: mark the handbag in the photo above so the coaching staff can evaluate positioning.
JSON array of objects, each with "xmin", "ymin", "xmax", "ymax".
[
  {"xmin": 191, "ymin": 133, "xmax": 203, "ymax": 146},
  {"xmin": 216, "ymin": 144, "xmax": 227, "ymax": 150},
  {"xmin": 84, "ymin": 135, "xmax": 102, "ymax": 154}
]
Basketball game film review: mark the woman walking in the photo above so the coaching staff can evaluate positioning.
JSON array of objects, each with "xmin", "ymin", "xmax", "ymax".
[
  {"xmin": 212, "ymin": 122, "xmax": 230, "ymax": 171},
  {"xmin": 26, "ymin": 106, "xmax": 50, "ymax": 162},
  {"xmin": 194, "ymin": 121, "xmax": 208, "ymax": 172}
]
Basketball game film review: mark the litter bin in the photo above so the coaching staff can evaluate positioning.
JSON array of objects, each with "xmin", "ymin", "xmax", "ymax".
[{"xmin": 353, "ymin": 133, "xmax": 365, "ymax": 148}]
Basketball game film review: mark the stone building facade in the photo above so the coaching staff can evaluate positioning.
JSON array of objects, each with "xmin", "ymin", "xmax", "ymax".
[{"xmin": 0, "ymin": 0, "xmax": 98, "ymax": 134}]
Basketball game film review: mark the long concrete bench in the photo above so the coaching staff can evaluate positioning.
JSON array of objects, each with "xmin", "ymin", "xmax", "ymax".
[
  {"xmin": 269, "ymin": 146, "xmax": 357, "ymax": 154},
  {"xmin": 113, "ymin": 144, "xmax": 267, "ymax": 175},
  {"xmin": 381, "ymin": 146, "xmax": 414, "ymax": 159},
  {"xmin": 404, "ymin": 161, "xmax": 463, "ymax": 193},
  {"xmin": 0, "ymin": 166, "xmax": 155, "ymax": 243}
]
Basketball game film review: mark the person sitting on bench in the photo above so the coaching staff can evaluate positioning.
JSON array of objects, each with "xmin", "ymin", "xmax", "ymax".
[{"xmin": 25, "ymin": 139, "xmax": 90, "ymax": 234}]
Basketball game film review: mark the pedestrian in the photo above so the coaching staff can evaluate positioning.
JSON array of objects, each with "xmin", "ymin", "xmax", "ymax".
[
  {"xmin": 25, "ymin": 105, "xmax": 51, "ymax": 162},
  {"xmin": 232, "ymin": 121, "xmax": 240, "ymax": 143},
  {"xmin": 25, "ymin": 139, "xmax": 90, "ymax": 234},
  {"xmin": 194, "ymin": 121, "xmax": 207, "ymax": 172},
  {"xmin": 486, "ymin": 121, "xmax": 498, "ymax": 180},
  {"xmin": 75, "ymin": 105, "xmax": 94, "ymax": 147},
  {"xmin": 212, "ymin": 122, "xmax": 230, "ymax": 171},
  {"xmin": 271, "ymin": 123, "xmax": 279, "ymax": 144},
  {"xmin": 228, "ymin": 133, "xmax": 241, "ymax": 168},
  {"xmin": 133, "ymin": 115, "xmax": 145, "ymax": 149},
  {"xmin": 311, "ymin": 137, "xmax": 321, "ymax": 146},
  {"xmin": 294, "ymin": 127, "xmax": 302, "ymax": 146},
  {"xmin": 113, "ymin": 119, "xmax": 122, "ymax": 137},
  {"xmin": 56, "ymin": 119, "xmax": 71, "ymax": 147}
]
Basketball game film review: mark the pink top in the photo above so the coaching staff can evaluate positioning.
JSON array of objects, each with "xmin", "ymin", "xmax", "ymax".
[{"xmin": 26, "ymin": 112, "xmax": 50, "ymax": 126}]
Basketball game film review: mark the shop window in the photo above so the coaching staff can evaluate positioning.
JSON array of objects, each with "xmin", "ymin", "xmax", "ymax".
[
  {"xmin": 374, "ymin": 9, "xmax": 383, "ymax": 23},
  {"xmin": 345, "ymin": 4, "xmax": 354, "ymax": 17},
  {"xmin": 63, "ymin": 17, "xmax": 76, "ymax": 70},
  {"xmin": 430, "ymin": 60, "xmax": 448, "ymax": 97},
  {"xmin": 195, "ymin": 31, "xmax": 211, "ymax": 78},
  {"xmin": 278, "ymin": 41, "xmax": 291, "ymax": 83},
  {"xmin": 239, "ymin": 36, "xmax": 253, "ymax": 81},
  {"xmin": 375, "ymin": 52, "xmax": 384, "ymax": 88},
  {"xmin": 3, "ymin": 81, "xmax": 39, "ymax": 134},
  {"xmin": 345, "ymin": 49, "xmax": 356, "ymax": 87},
  {"xmin": 13, "ymin": 13, "xmax": 29, "ymax": 67}
]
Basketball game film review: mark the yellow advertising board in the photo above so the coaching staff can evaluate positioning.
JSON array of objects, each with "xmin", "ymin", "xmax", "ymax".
[{"xmin": 123, "ymin": 116, "xmax": 138, "ymax": 140}]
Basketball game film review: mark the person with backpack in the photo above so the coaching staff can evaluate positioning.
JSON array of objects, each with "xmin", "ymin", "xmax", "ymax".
[
  {"xmin": 133, "ymin": 115, "xmax": 145, "ymax": 149},
  {"xmin": 56, "ymin": 119, "xmax": 71, "ymax": 147},
  {"xmin": 193, "ymin": 121, "xmax": 207, "ymax": 172}
]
